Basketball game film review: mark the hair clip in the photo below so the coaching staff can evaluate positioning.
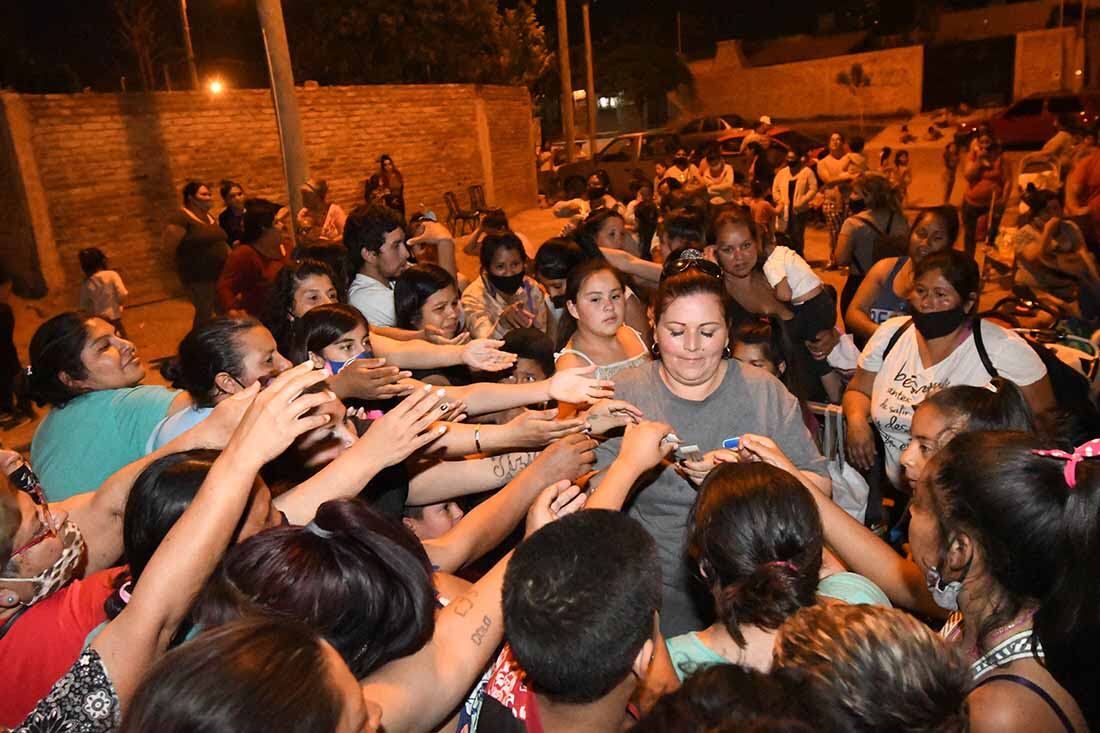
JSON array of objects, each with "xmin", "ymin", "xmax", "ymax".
[{"xmin": 303, "ymin": 521, "xmax": 335, "ymax": 539}]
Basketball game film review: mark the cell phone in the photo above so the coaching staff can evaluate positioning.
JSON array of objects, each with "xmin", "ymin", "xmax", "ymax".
[
  {"xmin": 674, "ymin": 444, "xmax": 703, "ymax": 463},
  {"xmin": 722, "ymin": 437, "xmax": 742, "ymax": 450}
]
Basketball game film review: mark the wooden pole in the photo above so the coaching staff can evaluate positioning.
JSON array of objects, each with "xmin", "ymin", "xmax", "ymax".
[
  {"xmin": 582, "ymin": 2, "xmax": 597, "ymax": 159},
  {"xmin": 256, "ymin": 0, "xmax": 307, "ymax": 242},
  {"xmin": 556, "ymin": 0, "xmax": 575, "ymax": 163}
]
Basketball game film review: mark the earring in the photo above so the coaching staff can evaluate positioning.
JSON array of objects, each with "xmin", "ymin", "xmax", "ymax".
[
  {"xmin": 723, "ymin": 343, "xmax": 732, "ymax": 359},
  {"xmin": 650, "ymin": 341, "xmax": 661, "ymax": 358},
  {"xmin": 4, "ymin": 595, "xmax": 15, "ymax": 605}
]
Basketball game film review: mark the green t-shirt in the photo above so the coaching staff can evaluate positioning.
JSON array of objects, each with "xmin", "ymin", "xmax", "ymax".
[{"xmin": 32, "ymin": 386, "xmax": 179, "ymax": 501}]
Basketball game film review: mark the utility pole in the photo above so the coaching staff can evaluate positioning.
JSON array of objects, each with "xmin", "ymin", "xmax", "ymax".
[
  {"xmin": 179, "ymin": 0, "xmax": 200, "ymax": 90},
  {"xmin": 582, "ymin": 2, "xmax": 597, "ymax": 160},
  {"xmin": 556, "ymin": 0, "xmax": 576, "ymax": 163},
  {"xmin": 256, "ymin": 0, "xmax": 308, "ymax": 240}
]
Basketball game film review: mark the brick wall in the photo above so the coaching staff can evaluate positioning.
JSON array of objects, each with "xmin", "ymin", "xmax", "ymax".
[
  {"xmin": 1, "ymin": 84, "xmax": 536, "ymax": 305},
  {"xmin": 682, "ymin": 41, "xmax": 924, "ymax": 121}
]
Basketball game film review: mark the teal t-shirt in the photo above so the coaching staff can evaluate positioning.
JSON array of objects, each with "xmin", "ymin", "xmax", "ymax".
[{"xmin": 31, "ymin": 386, "xmax": 179, "ymax": 501}]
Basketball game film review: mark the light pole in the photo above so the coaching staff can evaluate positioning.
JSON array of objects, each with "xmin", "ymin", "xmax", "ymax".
[
  {"xmin": 178, "ymin": 0, "xmax": 200, "ymax": 90},
  {"xmin": 556, "ymin": 0, "xmax": 576, "ymax": 163},
  {"xmin": 582, "ymin": 1, "xmax": 598, "ymax": 161},
  {"xmin": 256, "ymin": 0, "xmax": 309, "ymax": 232}
]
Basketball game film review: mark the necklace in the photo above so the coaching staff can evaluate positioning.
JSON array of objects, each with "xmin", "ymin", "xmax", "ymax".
[{"xmin": 968, "ymin": 608, "xmax": 1037, "ymax": 659}]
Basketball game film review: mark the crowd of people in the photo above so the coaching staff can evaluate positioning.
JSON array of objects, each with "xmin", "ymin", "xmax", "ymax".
[{"xmin": 2, "ymin": 129, "xmax": 1100, "ymax": 733}]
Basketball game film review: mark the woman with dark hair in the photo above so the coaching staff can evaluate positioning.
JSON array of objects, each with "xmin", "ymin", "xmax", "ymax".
[
  {"xmin": 554, "ymin": 259, "xmax": 649, "ymax": 382},
  {"xmin": 581, "ymin": 269, "xmax": 828, "ymax": 636},
  {"xmin": 394, "ymin": 264, "xmax": 467, "ymax": 343},
  {"xmin": 122, "ymin": 618, "xmax": 382, "ymax": 733},
  {"xmin": 843, "ymin": 249, "xmax": 1053, "ymax": 487},
  {"xmin": 378, "ymin": 153, "xmax": 405, "ymax": 215},
  {"xmin": 217, "ymin": 179, "xmax": 246, "ymax": 246},
  {"xmin": 164, "ymin": 180, "xmax": 231, "ymax": 328},
  {"xmin": 461, "ymin": 233, "xmax": 549, "ymax": 339},
  {"xmin": 216, "ymin": 198, "xmax": 291, "ymax": 316},
  {"xmin": 845, "ymin": 205, "xmax": 958, "ymax": 344},
  {"xmin": 27, "ymin": 313, "xmax": 190, "ymax": 500},
  {"xmin": 835, "ymin": 172, "xmax": 910, "ymax": 317},
  {"xmin": 263, "ymin": 258, "xmax": 342, "ymax": 352}
]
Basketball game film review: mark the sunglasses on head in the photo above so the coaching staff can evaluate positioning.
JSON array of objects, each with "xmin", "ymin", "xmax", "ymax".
[{"xmin": 661, "ymin": 249, "xmax": 722, "ymax": 281}]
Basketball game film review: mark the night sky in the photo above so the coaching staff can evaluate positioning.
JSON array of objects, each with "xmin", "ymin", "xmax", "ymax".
[{"xmin": 0, "ymin": 0, "xmax": 1024, "ymax": 93}]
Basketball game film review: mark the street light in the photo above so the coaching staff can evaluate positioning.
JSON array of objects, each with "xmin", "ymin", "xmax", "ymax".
[{"xmin": 207, "ymin": 78, "xmax": 225, "ymax": 94}]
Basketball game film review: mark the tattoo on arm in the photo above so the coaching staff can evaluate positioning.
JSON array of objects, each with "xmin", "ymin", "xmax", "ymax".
[
  {"xmin": 490, "ymin": 451, "xmax": 536, "ymax": 482},
  {"xmin": 470, "ymin": 615, "xmax": 492, "ymax": 646},
  {"xmin": 452, "ymin": 589, "xmax": 479, "ymax": 617}
]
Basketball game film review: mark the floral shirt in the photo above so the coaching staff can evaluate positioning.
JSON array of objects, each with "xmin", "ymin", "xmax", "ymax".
[{"xmin": 11, "ymin": 648, "xmax": 119, "ymax": 733}]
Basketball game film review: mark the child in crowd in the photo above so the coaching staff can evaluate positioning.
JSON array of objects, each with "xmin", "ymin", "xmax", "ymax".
[
  {"xmin": 78, "ymin": 247, "xmax": 128, "ymax": 337},
  {"xmin": 890, "ymin": 149, "xmax": 912, "ymax": 206},
  {"xmin": 844, "ymin": 136, "xmax": 868, "ymax": 177},
  {"xmin": 747, "ymin": 181, "xmax": 778, "ymax": 246}
]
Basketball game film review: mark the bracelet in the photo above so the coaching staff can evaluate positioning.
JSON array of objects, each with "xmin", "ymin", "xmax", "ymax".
[{"xmin": 474, "ymin": 426, "xmax": 482, "ymax": 453}]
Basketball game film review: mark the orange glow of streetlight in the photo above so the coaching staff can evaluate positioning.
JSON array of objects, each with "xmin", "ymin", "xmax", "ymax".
[{"xmin": 207, "ymin": 78, "xmax": 225, "ymax": 95}]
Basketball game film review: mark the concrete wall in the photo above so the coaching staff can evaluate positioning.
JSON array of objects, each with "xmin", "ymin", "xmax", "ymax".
[
  {"xmin": 682, "ymin": 41, "xmax": 924, "ymax": 121},
  {"xmin": 1014, "ymin": 27, "xmax": 1082, "ymax": 98},
  {"xmin": 0, "ymin": 84, "xmax": 537, "ymax": 304}
]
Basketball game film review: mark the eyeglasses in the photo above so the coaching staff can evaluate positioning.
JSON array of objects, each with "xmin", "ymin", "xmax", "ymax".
[{"xmin": 661, "ymin": 250, "xmax": 723, "ymax": 281}]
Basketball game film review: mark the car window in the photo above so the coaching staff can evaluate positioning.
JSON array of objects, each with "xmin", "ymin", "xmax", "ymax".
[
  {"xmin": 641, "ymin": 134, "xmax": 678, "ymax": 160},
  {"xmin": 720, "ymin": 115, "xmax": 745, "ymax": 129},
  {"xmin": 719, "ymin": 137, "xmax": 744, "ymax": 156},
  {"xmin": 598, "ymin": 137, "xmax": 638, "ymax": 162},
  {"xmin": 1048, "ymin": 96, "xmax": 1084, "ymax": 114},
  {"xmin": 679, "ymin": 120, "xmax": 702, "ymax": 134},
  {"xmin": 1005, "ymin": 98, "xmax": 1043, "ymax": 118},
  {"xmin": 701, "ymin": 118, "xmax": 722, "ymax": 132}
]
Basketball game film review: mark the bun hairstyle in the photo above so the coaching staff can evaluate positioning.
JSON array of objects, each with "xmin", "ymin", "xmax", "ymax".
[
  {"xmin": 920, "ymin": 377, "xmax": 1036, "ymax": 436},
  {"xmin": 928, "ymin": 431, "xmax": 1100, "ymax": 725},
  {"xmin": 688, "ymin": 462, "xmax": 823, "ymax": 646},
  {"xmin": 161, "ymin": 316, "xmax": 261, "ymax": 407}
]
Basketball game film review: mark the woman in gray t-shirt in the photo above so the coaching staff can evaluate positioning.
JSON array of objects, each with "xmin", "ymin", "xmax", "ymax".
[{"xmin": 591, "ymin": 266, "xmax": 828, "ymax": 636}]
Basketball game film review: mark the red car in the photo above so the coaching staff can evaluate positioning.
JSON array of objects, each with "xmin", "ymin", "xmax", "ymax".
[{"xmin": 958, "ymin": 92, "xmax": 1100, "ymax": 149}]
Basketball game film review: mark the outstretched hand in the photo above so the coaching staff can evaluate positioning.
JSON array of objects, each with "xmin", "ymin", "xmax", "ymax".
[
  {"xmin": 525, "ymin": 480, "xmax": 586, "ymax": 537},
  {"xmin": 462, "ymin": 339, "xmax": 517, "ymax": 372},
  {"xmin": 548, "ymin": 365, "xmax": 615, "ymax": 404}
]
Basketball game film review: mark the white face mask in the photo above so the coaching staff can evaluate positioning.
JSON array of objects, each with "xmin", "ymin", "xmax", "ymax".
[
  {"xmin": 924, "ymin": 559, "xmax": 969, "ymax": 612},
  {"xmin": 1, "ymin": 521, "xmax": 86, "ymax": 606}
]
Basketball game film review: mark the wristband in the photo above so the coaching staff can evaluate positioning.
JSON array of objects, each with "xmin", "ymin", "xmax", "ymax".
[{"xmin": 474, "ymin": 426, "xmax": 482, "ymax": 453}]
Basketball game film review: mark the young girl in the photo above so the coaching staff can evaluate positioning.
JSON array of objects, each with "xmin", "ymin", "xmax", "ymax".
[
  {"xmin": 78, "ymin": 247, "xmax": 129, "ymax": 338},
  {"xmin": 461, "ymin": 233, "xmax": 549, "ymax": 339},
  {"xmin": 554, "ymin": 260, "xmax": 650, "ymax": 383}
]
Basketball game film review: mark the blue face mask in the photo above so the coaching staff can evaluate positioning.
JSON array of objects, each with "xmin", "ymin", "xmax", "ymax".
[{"xmin": 326, "ymin": 351, "xmax": 370, "ymax": 375}]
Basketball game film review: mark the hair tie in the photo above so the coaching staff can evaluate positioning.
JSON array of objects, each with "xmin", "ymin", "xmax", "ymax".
[
  {"xmin": 304, "ymin": 521, "xmax": 335, "ymax": 539},
  {"xmin": 1031, "ymin": 438, "xmax": 1100, "ymax": 489},
  {"xmin": 767, "ymin": 560, "xmax": 798, "ymax": 572},
  {"xmin": 118, "ymin": 580, "xmax": 132, "ymax": 604}
]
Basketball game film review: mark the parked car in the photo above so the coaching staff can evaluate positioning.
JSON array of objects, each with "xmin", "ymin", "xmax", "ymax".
[
  {"xmin": 555, "ymin": 129, "xmax": 682, "ymax": 199},
  {"xmin": 672, "ymin": 114, "xmax": 749, "ymax": 151},
  {"xmin": 716, "ymin": 127, "xmax": 825, "ymax": 182},
  {"xmin": 957, "ymin": 92, "xmax": 1100, "ymax": 149}
]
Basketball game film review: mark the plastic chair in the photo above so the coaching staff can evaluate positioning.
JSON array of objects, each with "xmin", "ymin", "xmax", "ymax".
[{"xmin": 444, "ymin": 191, "xmax": 479, "ymax": 235}]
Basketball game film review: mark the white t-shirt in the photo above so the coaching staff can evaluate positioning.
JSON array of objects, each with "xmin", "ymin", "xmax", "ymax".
[
  {"xmin": 763, "ymin": 246, "xmax": 821, "ymax": 303},
  {"xmin": 858, "ymin": 316, "xmax": 1046, "ymax": 486},
  {"xmin": 79, "ymin": 270, "xmax": 128, "ymax": 320},
  {"xmin": 348, "ymin": 273, "xmax": 397, "ymax": 327}
]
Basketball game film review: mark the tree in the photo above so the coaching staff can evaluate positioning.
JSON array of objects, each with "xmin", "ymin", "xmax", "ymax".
[
  {"xmin": 596, "ymin": 43, "xmax": 693, "ymax": 129},
  {"xmin": 836, "ymin": 62, "xmax": 872, "ymax": 133},
  {"xmin": 283, "ymin": 0, "xmax": 551, "ymax": 90},
  {"xmin": 114, "ymin": 0, "xmax": 162, "ymax": 91}
]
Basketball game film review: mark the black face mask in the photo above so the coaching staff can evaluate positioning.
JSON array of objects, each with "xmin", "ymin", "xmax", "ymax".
[
  {"xmin": 849, "ymin": 197, "xmax": 866, "ymax": 214},
  {"xmin": 674, "ymin": 157, "xmax": 689, "ymax": 168},
  {"xmin": 912, "ymin": 307, "xmax": 969, "ymax": 340},
  {"xmin": 488, "ymin": 272, "xmax": 525, "ymax": 295},
  {"xmin": 587, "ymin": 186, "xmax": 606, "ymax": 200},
  {"xmin": 550, "ymin": 294, "xmax": 567, "ymax": 309}
]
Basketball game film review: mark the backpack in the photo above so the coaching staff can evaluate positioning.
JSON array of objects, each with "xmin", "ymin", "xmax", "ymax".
[{"xmin": 860, "ymin": 211, "xmax": 908, "ymax": 273}]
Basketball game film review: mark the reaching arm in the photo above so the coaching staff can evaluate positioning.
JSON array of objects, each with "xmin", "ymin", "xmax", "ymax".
[
  {"xmin": 370, "ymin": 333, "xmax": 515, "ymax": 372},
  {"xmin": 420, "ymin": 434, "xmax": 597, "ymax": 572},
  {"xmin": 444, "ymin": 365, "xmax": 615, "ymax": 416},
  {"xmin": 586, "ymin": 421, "xmax": 676, "ymax": 511},
  {"xmin": 274, "ymin": 385, "xmax": 450, "ymax": 524},
  {"xmin": 842, "ymin": 368, "xmax": 878, "ymax": 473},
  {"xmin": 90, "ymin": 364, "xmax": 333, "ymax": 707},
  {"xmin": 601, "ymin": 247, "xmax": 662, "ymax": 287},
  {"xmin": 407, "ymin": 451, "xmax": 539, "ymax": 505}
]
